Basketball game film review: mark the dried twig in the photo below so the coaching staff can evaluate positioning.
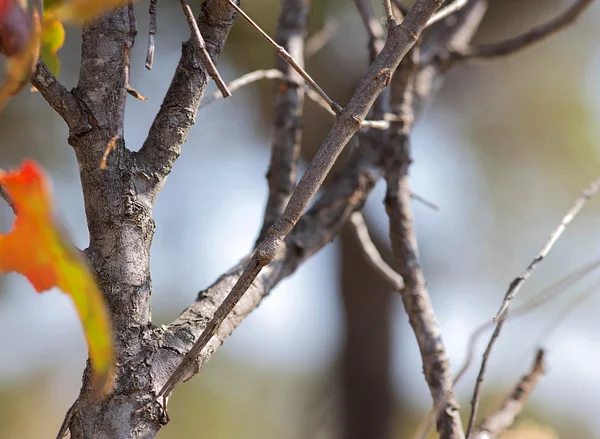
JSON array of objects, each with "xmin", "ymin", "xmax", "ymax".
[
  {"xmin": 146, "ymin": 0, "xmax": 157, "ymax": 70},
  {"xmin": 427, "ymin": 0, "xmax": 468, "ymax": 26},
  {"xmin": 455, "ymin": 0, "xmax": 593, "ymax": 59},
  {"xmin": 257, "ymin": 0, "xmax": 310, "ymax": 240},
  {"xmin": 155, "ymin": 0, "xmax": 444, "ymax": 408},
  {"xmin": 471, "ymin": 350, "xmax": 546, "ymax": 439},
  {"xmin": 465, "ymin": 176, "xmax": 600, "ymax": 438},
  {"xmin": 349, "ymin": 212, "xmax": 404, "ymax": 291},
  {"xmin": 181, "ymin": 0, "xmax": 230, "ymax": 98},
  {"xmin": 227, "ymin": 0, "xmax": 341, "ymax": 114}
]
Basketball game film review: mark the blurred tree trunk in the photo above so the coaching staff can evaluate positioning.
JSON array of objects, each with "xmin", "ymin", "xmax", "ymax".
[{"xmin": 339, "ymin": 225, "xmax": 395, "ymax": 439}]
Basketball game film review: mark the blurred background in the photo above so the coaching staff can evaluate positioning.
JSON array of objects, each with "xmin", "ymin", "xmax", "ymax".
[{"xmin": 1, "ymin": 0, "xmax": 600, "ymax": 438}]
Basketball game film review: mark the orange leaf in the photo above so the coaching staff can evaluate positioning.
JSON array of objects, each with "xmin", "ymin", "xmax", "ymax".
[{"xmin": 0, "ymin": 160, "xmax": 115, "ymax": 397}]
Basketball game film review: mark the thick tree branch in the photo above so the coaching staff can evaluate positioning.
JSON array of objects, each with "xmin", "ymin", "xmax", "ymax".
[
  {"xmin": 31, "ymin": 59, "xmax": 90, "ymax": 136},
  {"xmin": 257, "ymin": 0, "xmax": 310, "ymax": 241},
  {"xmin": 471, "ymin": 350, "xmax": 546, "ymax": 439},
  {"xmin": 454, "ymin": 0, "xmax": 594, "ymax": 59},
  {"xmin": 154, "ymin": 0, "xmax": 445, "ymax": 403},
  {"xmin": 136, "ymin": 0, "xmax": 236, "ymax": 184}
]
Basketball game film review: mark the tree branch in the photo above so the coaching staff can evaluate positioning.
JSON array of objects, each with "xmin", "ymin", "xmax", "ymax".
[
  {"xmin": 153, "ymin": 0, "xmax": 445, "ymax": 404},
  {"xmin": 136, "ymin": 0, "xmax": 236, "ymax": 184},
  {"xmin": 454, "ymin": 0, "xmax": 594, "ymax": 60},
  {"xmin": 31, "ymin": 59, "xmax": 90, "ymax": 136},
  {"xmin": 471, "ymin": 350, "xmax": 546, "ymax": 439},
  {"xmin": 257, "ymin": 0, "xmax": 310, "ymax": 241},
  {"xmin": 349, "ymin": 211, "xmax": 404, "ymax": 291},
  {"xmin": 384, "ymin": 45, "xmax": 463, "ymax": 439}
]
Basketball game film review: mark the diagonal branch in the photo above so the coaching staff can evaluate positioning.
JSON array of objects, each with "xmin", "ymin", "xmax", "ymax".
[
  {"xmin": 31, "ymin": 59, "xmax": 90, "ymax": 136},
  {"xmin": 155, "ymin": 0, "xmax": 445, "ymax": 404},
  {"xmin": 454, "ymin": 0, "xmax": 594, "ymax": 59},
  {"xmin": 136, "ymin": 0, "xmax": 236, "ymax": 184},
  {"xmin": 257, "ymin": 0, "xmax": 310, "ymax": 241},
  {"xmin": 471, "ymin": 350, "xmax": 546, "ymax": 439}
]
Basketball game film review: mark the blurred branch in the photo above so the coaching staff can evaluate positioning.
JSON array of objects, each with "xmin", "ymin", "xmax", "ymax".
[
  {"xmin": 426, "ymin": 0, "xmax": 467, "ymax": 26},
  {"xmin": 31, "ymin": 59, "xmax": 90, "ymax": 136},
  {"xmin": 155, "ymin": 0, "xmax": 444, "ymax": 407},
  {"xmin": 257, "ymin": 0, "xmax": 310, "ymax": 241},
  {"xmin": 180, "ymin": 0, "xmax": 230, "ymax": 98},
  {"xmin": 466, "ymin": 176, "xmax": 600, "ymax": 438},
  {"xmin": 305, "ymin": 18, "xmax": 338, "ymax": 57},
  {"xmin": 349, "ymin": 212, "xmax": 404, "ymax": 291},
  {"xmin": 471, "ymin": 350, "xmax": 546, "ymax": 439},
  {"xmin": 354, "ymin": 0, "xmax": 385, "ymax": 60},
  {"xmin": 137, "ymin": 0, "xmax": 236, "ymax": 182},
  {"xmin": 454, "ymin": 0, "xmax": 594, "ymax": 59}
]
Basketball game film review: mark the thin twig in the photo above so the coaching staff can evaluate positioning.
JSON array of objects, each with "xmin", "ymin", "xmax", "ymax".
[
  {"xmin": 198, "ymin": 67, "xmax": 404, "ymax": 130},
  {"xmin": 349, "ymin": 212, "xmax": 404, "ymax": 291},
  {"xmin": 427, "ymin": 0, "xmax": 468, "ymax": 26},
  {"xmin": 146, "ymin": 0, "xmax": 157, "ymax": 70},
  {"xmin": 154, "ymin": 0, "xmax": 444, "ymax": 408},
  {"xmin": 455, "ymin": 0, "xmax": 593, "ymax": 59},
  {"xmin": 305, "ymin": 18, "xmax": 338, "ymax": 57},
  {"xmin": 471, "ymin": 350, "xmax": 546, "ymax": 439},
  {"xmin": 200, "ymin": 69, "xmax": 283, "ymax": 108},
  {"xmin": 384, "ymin": 0, "xmax": 397, "ymax": 28},
  {"xmin": 495, "ymin": 176, "xmax": 600, "ymax": 320},
  {"xmin": 452, "ymin": 259, "xmax": 600, "ymax": 390},
  {"xmin": 227, "ymin": 0, "xmax": 342, "ymax": 114},
  {"xmin": 181, "ymin": 0, "xmax": 230, "ymax": 98},
  {"xmin": 465, "ymin": 176, "xmax": 600, "ymax": 438}
]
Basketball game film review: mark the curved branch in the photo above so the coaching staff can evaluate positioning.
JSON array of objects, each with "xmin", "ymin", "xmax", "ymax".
[{"xmin": 455, "ymin": 0, "xmax": 593, "ymax": 59}]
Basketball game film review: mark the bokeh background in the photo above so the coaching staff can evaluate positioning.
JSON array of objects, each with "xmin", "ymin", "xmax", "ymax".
[{"xmin": 1, "ymin": 0, "xmax": 600, "ymax": 438}]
